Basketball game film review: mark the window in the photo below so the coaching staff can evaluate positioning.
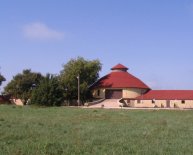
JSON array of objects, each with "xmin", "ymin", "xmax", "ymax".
[
  {"xmin": 97, "ymin": 90, "xmax": 100, "ymax": 96},
  {"xmin": 181, "ymin": 100, "xmax": 185, "ymax": 104},
  {"xmin": 137, "ymin": 100, "xmax": 141, "ymax": 104},
  {"xmin": 152, "ymin": 99, "xmax": 155, "ymax": 104}
]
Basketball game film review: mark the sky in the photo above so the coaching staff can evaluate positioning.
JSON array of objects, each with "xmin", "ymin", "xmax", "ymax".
[{"xmin": 1, "ymin": 0, "xmax": 193, "ymax": 92}]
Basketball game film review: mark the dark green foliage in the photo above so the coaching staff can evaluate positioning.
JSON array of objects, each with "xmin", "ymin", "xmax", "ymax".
[
  {"xmin": 4, "ymin": 69, "xmax": 43, "ymax": 104},
  {"xmin": 0, "ymin": 73, "xmax": 6, "ymax": 86},
  {"xmin": 60, "ymin": 57, "xmax": 102, "ymax": 104},
  {"xmin": 31, "ymin": 74, "xmax": 64, "ymax": 106}
]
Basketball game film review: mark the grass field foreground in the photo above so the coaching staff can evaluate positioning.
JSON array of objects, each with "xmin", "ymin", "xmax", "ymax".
[{"xmin": 1, "ymin": 105, "xmax": 193, "ymax": 155}]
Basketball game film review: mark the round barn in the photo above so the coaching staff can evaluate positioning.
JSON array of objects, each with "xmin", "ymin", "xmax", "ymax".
[{"xmin": 90, "ymin": 63, "xmax": 150, "ymax": 99}]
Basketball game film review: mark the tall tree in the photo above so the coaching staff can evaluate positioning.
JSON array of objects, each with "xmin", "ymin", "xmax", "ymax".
[
  {"xmin": 4, "ymin": 69, "xmax": 44, "ymax": 104},
  {"xmin": 59, "ymin": 57, "xmax": 102, "ymax": 104},
  {"xmin": 31, "ymin": 74, "xmax": 64, "ymax": 106},
  {"xmin": 0, "ymin": 74, "xmax": 6, "ymax": 86}
]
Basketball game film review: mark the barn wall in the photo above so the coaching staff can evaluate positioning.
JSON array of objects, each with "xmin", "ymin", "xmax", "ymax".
[
  {"xmin": 133, "ymin": 100, "xmax": 155, "ymax": 108},
  {"xmin": 132, "ymin": 100, "xmax": 193, "ymax": 108},
  {"xmin": 92, "ymin": 88, "xmax": 149, "ymax": 99},
  {"xmin": 123, "ymin": 88, "xmax": 148, "ymax": 98},
  {"xmin": 170, "ymin": 100, "xmax": 193, "ymax": 108},
  {"xmin": 92, "ymin": 89, "xmax": 105, "ymax": 99}
]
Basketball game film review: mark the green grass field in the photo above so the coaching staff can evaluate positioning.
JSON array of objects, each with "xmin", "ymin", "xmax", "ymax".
[{"xmin": 1, "ymin": 105, "xmax": 193, "ymax": 155}]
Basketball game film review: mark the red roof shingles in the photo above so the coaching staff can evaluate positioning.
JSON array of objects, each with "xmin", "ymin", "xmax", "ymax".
[
  {"xmin": 91, "ymin": 71, "xmax": 150, "ymax": 89},
  {"xmin": 136, "ymin": 90, "xmax": 193, "ymax": 100}
]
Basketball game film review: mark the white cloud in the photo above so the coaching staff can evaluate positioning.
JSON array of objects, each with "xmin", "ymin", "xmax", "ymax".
[{"xmin": 23, "ymin": 22, "xmax": 64, "ymax": 40}]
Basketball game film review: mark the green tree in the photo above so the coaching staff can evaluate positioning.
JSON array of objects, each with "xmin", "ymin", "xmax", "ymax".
[
  {"xmin": 4, "ymin": 69, "xmax": 44, "ymax": 104},
  {"xmin": 31, "ymin": 74, "xmax": 64, "ymax": 106},
  {"xmin": 0, "ymin": 74, "xmax": 6, "ymax": 86},
  {"xmin": 59, "ymin": 57, "xmax": 102, "ymax": 104}
]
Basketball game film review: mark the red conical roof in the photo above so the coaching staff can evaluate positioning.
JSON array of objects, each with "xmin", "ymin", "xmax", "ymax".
[{"xmin": 90, "ymin": 64, "xmax": 150, "ymax": 89}]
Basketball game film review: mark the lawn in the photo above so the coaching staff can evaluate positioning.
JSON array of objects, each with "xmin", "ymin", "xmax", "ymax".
[{"xmin": 1, "ymin": 105, "xmax": 193, "ymax": 155}]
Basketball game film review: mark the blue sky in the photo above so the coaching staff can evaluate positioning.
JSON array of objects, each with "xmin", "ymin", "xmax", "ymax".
[{"xmin": 1, "ymin": 0, "xmax": 193, "ymax": 91}]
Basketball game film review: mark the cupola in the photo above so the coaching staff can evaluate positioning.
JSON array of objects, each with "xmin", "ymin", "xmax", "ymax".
[{"xmin": 111, "ymin": 63, "xmax": 128, "ymax": 72}]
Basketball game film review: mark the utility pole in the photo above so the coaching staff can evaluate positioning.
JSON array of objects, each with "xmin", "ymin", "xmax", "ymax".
[{"xmin": 77, "ymin": 74, "xmax": 80, "ymax": 106}]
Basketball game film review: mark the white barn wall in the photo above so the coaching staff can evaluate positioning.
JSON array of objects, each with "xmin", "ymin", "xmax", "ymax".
[{"xmin": 131, "ymin": 100, "xmax": 193, "ymax": 108}]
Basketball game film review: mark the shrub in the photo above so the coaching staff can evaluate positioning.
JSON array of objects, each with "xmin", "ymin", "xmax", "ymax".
[{"xmin": 31, "ymin": 74, "xmax": 64, "ymax": 106}]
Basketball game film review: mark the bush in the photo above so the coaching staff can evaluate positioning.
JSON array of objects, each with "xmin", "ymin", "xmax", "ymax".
[{"xmin": 31, "ymin": 74, "xmax": 64, "ymax": 106}]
